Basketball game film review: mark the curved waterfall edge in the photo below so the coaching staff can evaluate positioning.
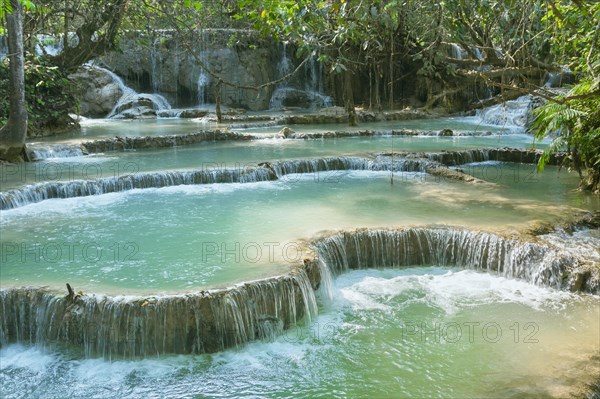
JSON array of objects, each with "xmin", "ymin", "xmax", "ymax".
[
  {"xmin": 310, "ymin": 222, "xmax": 600, "ymax": 298},
  {"xmin": 2, "ymin": 147, "xmax": 560, "ymax": 210},
  {"xmin": 1, "ymin": 217, "xmax": 598, "ymax": 358}
]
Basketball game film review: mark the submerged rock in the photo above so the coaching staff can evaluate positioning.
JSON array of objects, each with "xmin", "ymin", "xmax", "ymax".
[{"xmin": 278, "ymin": 126, "xmax": 295, "ymax": 138}]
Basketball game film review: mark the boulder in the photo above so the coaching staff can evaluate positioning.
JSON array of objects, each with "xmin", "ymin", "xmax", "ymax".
[
  {"xmin": 110, "ymin": 93, "xmax": 171, "ymax": 119},
  {"xmin": 178, "ymin": 109, "xmax": 209, "ymax": 118},
  {"xmin": 111, "ymin": 106, "xmax": 157, "ymax": 119},
  {"xmin": 269, "ymin": 87, "xmax": 333, "ymax": 109},
  {"xmin": 69, "ymin": 66, "xmax": 123, "ymax": 118}
]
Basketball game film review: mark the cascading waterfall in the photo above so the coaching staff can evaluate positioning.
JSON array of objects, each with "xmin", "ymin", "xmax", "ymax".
[
  {"xmin": 277, "ymin": 42, "xmax": 292, "ymax": 77},
  {"xmin": 26, "ymin": 143, "xmax": 85, "ymax": 160},
  {"xmin": 311, "ymin": 227, "xmax": 592, "ymax": 294},
  {"xmin": 94, "ymin": 66, "xmax": 172, "ymax": 118},
  {"xmin": 197, "ymin": 70, "xmax": 209, "ymax": 106},
  {"xmin": 269, "ymin": 42, "xmax": 293, "ymax": 110},
  {"xmin": 0, "ymin": 270, "xmax": 318, "ymax": 357},
  {"xmin": 197, "ymin": 30, "xmax": 210, "ymax": 107},
  {"xmin": 151, "ymin": 37, "xmax": 162, "ymax": 93},
  {"xmin": 472, "ymin": 47, "xmax": 484, "ymax": 60},
  {"xmin": 0, "ymin": 156, "xmax": 411, "ymax": 209},
  {"xmin": 304, "ymin": 54, "xmax": 333, "ymax": 108},
  {"xmin": 475, "ymin": 95, "xmax": 533, "ymax": 129},
  {"xmin": 449, "ymin": 43, "xmax": 464, "ymax": 60},
  {"xmin": 3, "ymin": 149, "xmax": 561, "ymax": 210},
  {"xmin": 34, "ymin": 34, "xmax": 64, "ymax": 57},
  {"xmin": 1, "ymin": 224, "xmax": 595, "ymax": 358},
  {"xmin": 0, "ymin": 166, "xmax": 277, "ymax": 210}
]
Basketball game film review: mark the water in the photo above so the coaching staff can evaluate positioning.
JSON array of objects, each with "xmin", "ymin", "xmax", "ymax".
[
  {"xmin": 0, "ymin": 166, "xmax": 593, "ymax": 294},
  {"xmin": 269, "ymin": 42, "xmax": 333, "ymax": 109},
  {"xmin": 5, "ymin": 130, "xmax": 544, "ymax": 192},
  {"xmin": 1, "ymin": 268, "xmax": 597, "ymax": 398},
  {"xmin": 197, "ymin": 70, "xmax": 209, "ymax": 106},
  {"xmin": 475, "ymin": 96, "xmax": 532, "ymax": 129},
  {"xmin": 25, "ymin": 113, "xmax": 529, "ymax": 146},
  {"xmin": 196, "ymin": 30, "xmax": 210, "ymax": 107},
  {"xmin": 94, "ymin": 66, "xmax": 172, "ymax": 119},
  {"xmin": 2, "ymin": 103, "xmax": 599, "ymax": 396}
]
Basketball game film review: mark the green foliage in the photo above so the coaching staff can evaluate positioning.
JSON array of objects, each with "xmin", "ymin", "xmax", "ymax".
[
  {"xmin": 531, "ymin": 2, "xmax": 600, "ymax": 192},
  {"xmin": 1, "ymin": 0, "xmax": 35, "ymax": 34},
  {"xmin": 532, "ymin": 79, "xmax": 600, "ymax": 191},
  {"xmin": 542, "ymin": 1, "xmax": 600, "ymax": 74},
  {"xmin": 0, "ymin": 0, "xmax": 12, "ymax": 21},
  {"xmin": 0, "ymin": 57, "xmax": 78, "ymax": 135}
]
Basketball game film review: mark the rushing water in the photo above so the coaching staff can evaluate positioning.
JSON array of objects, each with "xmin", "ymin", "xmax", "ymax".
[
  {"xmin": 1, "ymin": 268, "xmax": 597, "ymax": 398},
  {"xmin": 2, "ymin": 109, "xmax": 599, "ymax": 397},
  {"xmin": 5, "ymin": 133, "xmax": 544, "ymax": 191}
]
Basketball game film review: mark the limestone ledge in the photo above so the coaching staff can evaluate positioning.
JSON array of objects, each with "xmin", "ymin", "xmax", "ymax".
[{"xmin": 1, "ymin": 217, "xmax": 598, "ymax": 357}]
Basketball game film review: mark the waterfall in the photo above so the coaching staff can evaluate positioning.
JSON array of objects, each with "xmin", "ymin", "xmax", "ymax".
[
  {"xmin": 197, "ymin": 70, "xmax": 209, "ymax": 106},
  {"xmin": 0, "ymin": 271, "xmax": 317, "ymax": 357},
  {"xmin": 2, "ymin": 149, "xmax": 559, "ymax": 209},
  {"xmin": 0, "ymin": 225, "xmax": 596, "ymax": 357},
  {"xmin": 475, "ymin": 95, "xmax": 532, "ymax": 129},
  {"xmin": 0, "ymin": 167, "xmax": 277, "ymax": 210},
  {"xmin": 97, "ymin": 66, "xmax": 136, "ymax": 105},
  {"xmin": 269, "ymin": 42, "xmax": 293, "ymax": 110},
  {"xmin": 312, "ymin": 227, "xmax": 587, "ymax": 291},
  {"xmin": 424, "ymin": 149, "xmax": 493, "ymax": 166},
  {"xmin": 34, "ymin": 34, "xmax": 63, "ymax": 57},
  {"xmin": 277, "ymin": 42, "xmax": 292, "ymax": 77},
  {"xmin": 268, "ymin": 42, "xmax": 333, "ymax": 109},
  {"xmin": 91, "ymin": 66, "xmax": 172, "ymax": 118},
  {"xmin": 449, "ymin": 43, "xmax": 463, "ymax": 60},
  {"xmin": 196, "ymin": 30, "xmax": 210, "ymax": 107},
  {"xmin": 0, "ymin": 156, "xmax": 412, "ymax": 210},
  {"xmin": 26, "ymin": 143, "xmax": 85, "ymax": 161},
  {"xmin": 151, "ymin": 37, "xmax": 163, "ymax": 93},
  {"xmin": 304, "ymin": 54, "xmax": 333, "ymax": 108},
  {"xmin": 268, "ymin": 157, "xmax": 375, "ymax": 176}
]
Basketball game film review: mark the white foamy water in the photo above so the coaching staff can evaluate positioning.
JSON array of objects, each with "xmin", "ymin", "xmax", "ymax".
[
  {"xmin": 335, "ymin": 268, "xmax": 577, "ymax": 314},
  {"xmin": 1, "ymin": 267, "xmax": 597, "ymax": 399}
]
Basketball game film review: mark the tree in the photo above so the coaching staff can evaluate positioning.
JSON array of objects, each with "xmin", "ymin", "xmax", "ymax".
[
  {"xmin": 0, "ymin": 0, "xmax": 27, "ymax": 162},
  {"xmin": 38, "ymin": 0, "xmax": 130, "ymax": 72},
  {"xmin": 532, "ymin": 1, "xmax": 600, "ymax": 193}
]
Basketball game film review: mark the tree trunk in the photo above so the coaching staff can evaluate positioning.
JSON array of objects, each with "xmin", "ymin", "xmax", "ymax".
[
  {"xmin": 0, "ymin": 0, "xmax": 28, "ymax": 162},
  {"xmin": 344, "ymin": 71, "xmax": 357, "ymax": 126}
]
